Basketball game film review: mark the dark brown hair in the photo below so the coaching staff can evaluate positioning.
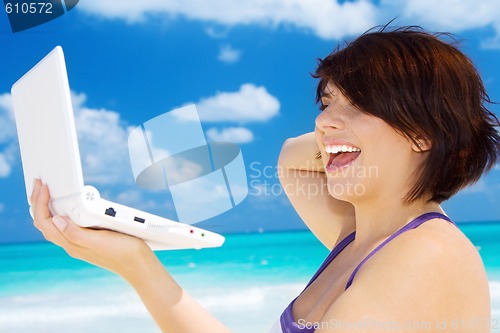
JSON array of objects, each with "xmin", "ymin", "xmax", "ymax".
[{"xmin": 314, "ymin": 25, "xmax": 500, "ymax": 203}]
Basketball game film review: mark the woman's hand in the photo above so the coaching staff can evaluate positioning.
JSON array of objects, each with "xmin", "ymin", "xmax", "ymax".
[
  {"xmin": 278, "ymin": 132, "xmax": 355, "ymax": 250},
  {"xmin": 30, "ymin": 179, "xmax": 153, "ymax": 279},
  {"xmin": 30, "ymin": 179, "xmax": 232, "ymax": 332}
]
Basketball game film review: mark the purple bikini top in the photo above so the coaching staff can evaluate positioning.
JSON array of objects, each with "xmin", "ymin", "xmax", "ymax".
[{"xmin": 279, "ymin": 212, "xmax": 455, "ymax": 333}]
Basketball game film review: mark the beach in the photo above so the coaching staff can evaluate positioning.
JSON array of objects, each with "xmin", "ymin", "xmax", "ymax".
[{"xmin": 1, "ymin": 226, "xmax": 499, "ymax": 333}]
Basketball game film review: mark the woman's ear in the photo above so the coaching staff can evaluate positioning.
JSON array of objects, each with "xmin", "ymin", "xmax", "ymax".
[{"xmin": 411, "ymin": 137, "xmax": 432, "ymax": 152}]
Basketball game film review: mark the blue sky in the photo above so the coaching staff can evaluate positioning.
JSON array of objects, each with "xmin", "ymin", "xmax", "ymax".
[{"xmin": 0, "ymin": 0, "xmax": 499, "ymax": 244}]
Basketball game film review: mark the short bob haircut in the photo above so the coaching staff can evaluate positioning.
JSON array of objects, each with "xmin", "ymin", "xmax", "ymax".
[{"xmin": 314, "ymin": 25, "xmax": 500, "ymax": 204}]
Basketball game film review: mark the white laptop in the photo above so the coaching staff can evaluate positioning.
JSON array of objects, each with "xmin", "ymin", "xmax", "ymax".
[{"xmin": 11, "ymin": 46, "xmax": 225, "ymax": 251}]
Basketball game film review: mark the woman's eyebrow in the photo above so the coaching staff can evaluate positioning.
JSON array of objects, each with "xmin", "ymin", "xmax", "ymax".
[
  {"xmin": 321, "ymin": 91, "xmax": 334, "ymax": 100},
  {"xmin": 322, "ymin": 85, "xmax": 336, "ymax": 99}
]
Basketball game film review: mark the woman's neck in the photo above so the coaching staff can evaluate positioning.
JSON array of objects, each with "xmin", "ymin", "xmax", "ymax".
[{"xmin": 350, "ymin": 196, "xmax": 444, "ymax": 250}]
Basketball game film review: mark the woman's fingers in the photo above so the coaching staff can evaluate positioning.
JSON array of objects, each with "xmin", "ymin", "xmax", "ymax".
[
  {"xmin": 32, "ymin": 183, "xmax": 52, "ymax": 228},
  {"xmin": 29, "ymin": 179, "xmax": 150, "ymax": 276},
  {"xmin": 52, "ymin": 215, "xmax": 99, "ymax": 249},
  {"xmin": 50, "ymin": 215, "xmax": 148, "ymax": 274},
  {"xmin": 51, "ymin": 215, "xmax": 98, "ymax": 259},
  {"xmin": 29, "ymin": 178, "xmax": 42, "ymax": 207},
  {"xmin": 30, "ymin": 181, "xmax": 71, "ymax": 247},
  {"xmin": 30, "ymin": 181, "xmax": 116, "ymax": 251},
  {"xmin": 29, "ymin": 179, "xmax": 40, "ymax": 218}
]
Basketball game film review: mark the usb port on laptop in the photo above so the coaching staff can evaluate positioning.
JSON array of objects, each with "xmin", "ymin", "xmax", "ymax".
[{"xmin": 133, "ymin": 216, "xmax": 145, "ymax": 223}]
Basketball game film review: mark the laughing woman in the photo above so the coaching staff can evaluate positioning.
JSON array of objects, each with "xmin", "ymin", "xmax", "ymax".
[{"xmin": 31, "ymin": 26, "xmax": 499, "ymax": 333}]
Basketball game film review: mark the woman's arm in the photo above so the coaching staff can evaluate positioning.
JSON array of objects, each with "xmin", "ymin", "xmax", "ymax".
[
  {"xmin": 123, "ymin": 250, "xmax": 231, "ymax": 333},
  {"xmin": 278, "ymin": 131, "xmax": 355, "ymax": 250},
  {"xmin": 31, "ymin": 180, "xmax": 230, "ymax": 333}
]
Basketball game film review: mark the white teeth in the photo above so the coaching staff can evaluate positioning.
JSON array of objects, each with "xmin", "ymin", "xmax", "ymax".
[{"xmin": 325, "ymin": 144, "xmax": 361, "ymax": 154}]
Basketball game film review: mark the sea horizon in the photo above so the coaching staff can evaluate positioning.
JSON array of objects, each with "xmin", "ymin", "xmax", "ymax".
[{"xmin": 1, "ymin": 218, "xmax": 500, "ymax": 246}]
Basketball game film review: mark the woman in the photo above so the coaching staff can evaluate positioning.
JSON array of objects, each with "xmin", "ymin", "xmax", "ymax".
[{"xmin": 31, "ymin": 26, "xmax": 499, "ymax": 332}]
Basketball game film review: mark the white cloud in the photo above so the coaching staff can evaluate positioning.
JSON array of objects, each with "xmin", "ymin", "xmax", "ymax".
[
  {"xmin": 205, "ymin": 26, "xmax": 230, "ymax": 39},
  {"xmin": 70, "ymin": 91, "xmax": 87, "ymax": 112},
  {"xmin": 380, "ymin": 0, "xmax": 500, "ymax": 48},
  {"xmin": 247, "ymin": 182, "xmax": 291, "ymax": 211},
  {"xmin": 0, "ymin": 93, "xmax": 15, "ymax": 144},
  {"xmin": 115, "ymin": 189, "xmax": 161, "ymax": 211},
  {"xmin": 0, "ymin": 94, "xmax": 17, "ymax": 178},
  {"xmin": 165, "ymin": 157, "xmax": 204, "ymax": 185},
  {"xmin": 0, "ymin": 153, "xmax": 10, "ymax": 177},
  {"xmin": 165, "ymin": 172, "xmax": 246, "ymax": 223},
  {"xmin": 218, "ymin": 44, "xmax": 242, "ymax": 63},
  {"xmin": 206, "ymin": 127, "xmax": 254, "ymax": 143},
  {"xmin": 77, "ymin": 0, "xmax": 500, "ymax": 46},
  {"xmin": 391, "ymin": 0, "xmax": 500, "ymax": 32},
  {"xmin": 195, "ymin": 84, "xmax": 280, "ymax": 123},
  {"xmin": 71, "ymin": 92, "xmax": 135, "ymax": 185},
  {"xmin": 481, "ymin": 32, "xmax": 500, "ymax": 49},
  {"xmin": 77, "ymin": 0, "xmax": 377, "ymax": 40},
  {"xmin": 0, "ymin": 91, "xmax": 135, "ymax": 182}
]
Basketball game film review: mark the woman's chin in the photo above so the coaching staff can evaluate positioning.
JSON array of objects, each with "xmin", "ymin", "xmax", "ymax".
[{"xmin": 326, "ymin": 178, "xmax": 366, "ymax": 202}]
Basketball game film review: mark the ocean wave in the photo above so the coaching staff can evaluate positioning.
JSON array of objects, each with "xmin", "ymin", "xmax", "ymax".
[
  {"xmin": 0, "ymin": 291, "xmax": 148, "ymax": 322},
  {"xmin": 1, "ymin": 279, "xmax": 499, "ymax": 333},
  {"xmin": 197, "ymin": 282, "xmax": 303, "ymax": 310},
  {"xmin": 490, "ymin": 280, "xmax": 500, "ymax": 315},
  {"xmin": 0, "ymin": 280, "xmax": 304, "ymax": 333}
]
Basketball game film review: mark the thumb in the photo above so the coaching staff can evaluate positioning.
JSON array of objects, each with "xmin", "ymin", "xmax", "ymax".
[
  {"xmin": 52, "ymin": 215, "xmax": 68, "ymax": 231},
  {"xmin": 51, "ymin": 215, "xmax": 91, "ymax": 248}
]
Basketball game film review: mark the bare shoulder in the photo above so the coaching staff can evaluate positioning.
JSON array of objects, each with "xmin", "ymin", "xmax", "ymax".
[{"xmin": 321, "ymin": 219, "xmax": 491, "ymax": 332}]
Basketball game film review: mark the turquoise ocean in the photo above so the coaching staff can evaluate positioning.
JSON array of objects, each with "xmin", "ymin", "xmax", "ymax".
[{"xmin": 1, "ymin": 223, "xmax": 500, "ymax": 333}]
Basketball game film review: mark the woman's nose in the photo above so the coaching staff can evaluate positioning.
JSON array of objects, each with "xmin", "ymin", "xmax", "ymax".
[{"xmin": 315, "ymin": 106, "xmax": 344, "ymax": 132}]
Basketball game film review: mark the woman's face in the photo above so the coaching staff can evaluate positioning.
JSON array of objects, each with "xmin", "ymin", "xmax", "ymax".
[{"xmin": 315, "ymin": 82, "xmax": 424, "ymax": 204}]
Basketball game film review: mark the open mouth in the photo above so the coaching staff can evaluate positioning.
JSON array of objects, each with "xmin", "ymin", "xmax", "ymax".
[{"xmin": 325, "ymin": 144, "xmax": 361, "ymax": 172}]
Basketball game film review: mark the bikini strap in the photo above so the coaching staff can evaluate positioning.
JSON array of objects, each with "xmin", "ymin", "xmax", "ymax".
[
  {"xmin": 304, "ymin": 231, "xmax": 356, "ymax": 289},
  {"xmin": 344, "ymin": 212, "xmax": 455, "ymax": 290}
]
